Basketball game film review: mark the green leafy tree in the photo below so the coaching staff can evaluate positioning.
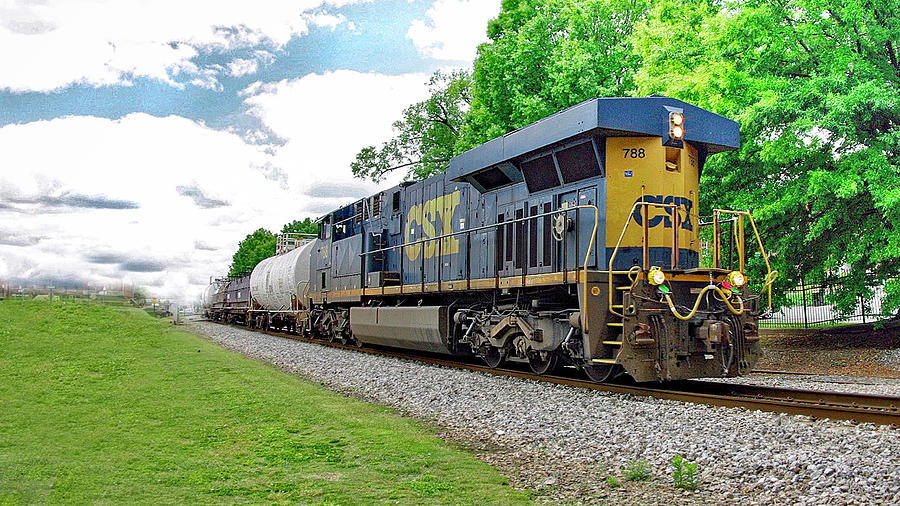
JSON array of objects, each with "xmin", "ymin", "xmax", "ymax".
[
  {"xmin": 281, "ymin": 218, "xmax": 318, "ymax": 235},
  {"xmin": 457, "ymin": 0, "xmax": 648, "ymax": 150},
  {"xmin": 228, "ymin": 228, "xmax": 276, "ymax": 277},
  {"xmin": 633, "ymin": 0, "xmax": 900, "ymax": 313},
  {"xmin": 351, "ymin": 69, "xmax": 472, "ymax": 182}
]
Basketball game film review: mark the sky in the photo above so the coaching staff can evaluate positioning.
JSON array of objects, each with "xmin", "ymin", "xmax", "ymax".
[{"xmin": 0, "ymin": 0, "xmax": 501, "ymax": 302}]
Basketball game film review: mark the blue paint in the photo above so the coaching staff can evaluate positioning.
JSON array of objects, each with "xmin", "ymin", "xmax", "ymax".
[{"xmin": 624, "ymin": 170, "xmax": 633, "ymax": 177}]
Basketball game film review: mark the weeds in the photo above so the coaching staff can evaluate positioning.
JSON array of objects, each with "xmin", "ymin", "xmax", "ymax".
[
  {"xmin": 624, "ymin": 459, "xmax": 651, "ymax": 482},
  {"xmin": 671, "ymin": 456, "xmax": 700, "ymax": 491},
  {"xmin": 606, "ymin": 475, "xmax": 621, "ymax": 488}
]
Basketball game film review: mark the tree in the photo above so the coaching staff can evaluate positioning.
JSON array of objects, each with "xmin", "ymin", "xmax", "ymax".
[
  {"xmin": 457, "ymin": 0, "xmax": 648, "ymax": 150},
  {"xmin": 351, "ymin": 69, "xmax": 472, "ymax": 182},
  {"xmin": 632, "ymin": 0, "xmax": 900, "ymax": 312},
  {"xmin": 228, "ymin": 220, "xmax": 319, "ymax": 277},
  {"xmin": 281, "ymin": 218, "xmax": 318, "ymax": 235},
  {"xmin": 228, "ymin": 228, "xmax": 276, "ymax": 277}
]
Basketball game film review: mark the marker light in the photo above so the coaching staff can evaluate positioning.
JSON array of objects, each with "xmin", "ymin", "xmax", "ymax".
[
  {"xmin": 648, "ymin": 267, "xmax": 666, "ymax": 286},
  {"xmin": 728, "ymin": 271, "xmax": 747, "ymax": 287},
  {"xmin": 672, "ymin": 125, "xmax": 684, "ymax": 139},
  {"xmin": 671, "ymin": 112, "xmax": 684, "ymax": 126}
]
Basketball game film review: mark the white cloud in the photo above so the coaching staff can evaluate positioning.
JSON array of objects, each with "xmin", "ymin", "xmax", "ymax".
[
  {"xmin": 0, "ymin": 114, "xmax": 299, "ymax": 301},
  {"xmin": 0, "ymin": 0, "xmax": 364, "ymax": 93},
  {"xmin": 243, "ymin": 70, "xmax": 432, "ymax": 193},
  {"xmin": 407, "ymin": 0, "xmax": 500, "ymax": 62},
  {"xmin": 228, "ymin": 58, "xmax": 260, "ymax": 78},
  {"xmin": 0, "ymin": 70, "xmax": 435, "ymax": 301},
  {"xmin": 304, "ymin": 12, "xmax": 348, "ymax": 30}
]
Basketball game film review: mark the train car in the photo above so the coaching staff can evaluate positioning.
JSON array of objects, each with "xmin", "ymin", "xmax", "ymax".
[
  {"xmin": 219, "ymin": 96, "xmax": 776, "ymax": 383},
  {"xmin": 205, "ymin": 275, "xmax": 251, "ymax": 324},
  {"xmin": 248, "ymin": 236, "xmax": 316, "ymax": 332},
  {"xmin": 200, "ymin": 282, "xmax": 218, "ymax": 315}
]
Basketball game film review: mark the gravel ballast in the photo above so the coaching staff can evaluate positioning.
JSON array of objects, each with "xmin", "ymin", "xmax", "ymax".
[{"xmin": 189, "ymin": 321, "xmax": 900, "ymax": 505}]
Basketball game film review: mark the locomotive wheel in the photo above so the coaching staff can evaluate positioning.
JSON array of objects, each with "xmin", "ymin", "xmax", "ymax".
[
  {"xmin": 583, "ymin": 363, "xmax": 622, "ymax": 383},
  {"xmin": 527, "ymin": 351, "xmax": 558, "ymax": 375},
  {"xmin": 481, "ymin": 346, "xmax": 505, "ymax": 368}
]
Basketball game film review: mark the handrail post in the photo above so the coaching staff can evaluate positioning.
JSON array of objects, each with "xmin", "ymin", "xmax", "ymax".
[
  {"xmin": 713, "ymin": 210, "xmax": 721, "ymax": 269},
  {"xmin": 438, "ymin": 226, "xmax": 443, "ymax": 292},
  {"xmin": 738, "ymin": 213, "xmax": 745, "ymax": 274},
  {"xmin": 672, "ymin": 209, "xmax": 679, "ymax": 269},
  {"xmin": 642, "ymin": 203, "xmax": 650, "ymax": 269},
  {"xmin": 562, "ymin": 209, "xmax": 568, "ymax": 284},
  {"xmin": 466, "ymin": 229, "xmax": 471, "ymax": 290}
]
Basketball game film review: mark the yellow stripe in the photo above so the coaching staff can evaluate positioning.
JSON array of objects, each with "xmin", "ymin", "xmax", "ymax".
[{"xmin": 306, "ymin": 268, "xmax": 716, "ymax": 302}]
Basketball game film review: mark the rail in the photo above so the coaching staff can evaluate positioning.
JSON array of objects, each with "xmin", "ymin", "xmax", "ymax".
[
  {"xmin": 275, "ymin": 233, "xmax": 317, "ymax": 255},
  {"xmin": 214, "ymin": 321, "xmax": 900, "ymax": 426}
]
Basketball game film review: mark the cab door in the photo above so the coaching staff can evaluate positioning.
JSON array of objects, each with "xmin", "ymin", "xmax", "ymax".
[{"xmin": 576, "ymin": 186, "xmax": 598, "ymax": 269}]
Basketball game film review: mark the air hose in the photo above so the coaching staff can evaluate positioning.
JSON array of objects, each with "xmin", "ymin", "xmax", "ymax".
[{"xmin": 663, "ymin": 284, "xmax": 745, "ymax": 321}]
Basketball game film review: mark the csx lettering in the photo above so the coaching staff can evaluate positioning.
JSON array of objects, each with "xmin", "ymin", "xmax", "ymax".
[
  {"xmin": 631, "ymin": 195, "xmax": 694, "ymax": 231},
  {"xmin": 404, "ymin": 190, "xmax": 462, "ymax": 261}
]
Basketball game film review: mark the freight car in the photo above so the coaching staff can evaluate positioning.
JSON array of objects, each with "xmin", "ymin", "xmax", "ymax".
[{"xmin": 204, "ymin": 96, "xmax": 776, "ymax": 383}]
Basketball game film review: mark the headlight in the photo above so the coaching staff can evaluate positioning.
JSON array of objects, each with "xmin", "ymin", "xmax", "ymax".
[
  {"xmin": 728, "ymin": 271, "xmax": 746, "ymax": 287},
  {"xmin": 648, "ymin": 267, "xmax": 666, "ymax": 286},
  {"xmin": 671, "ymin": 112, "xmax": 684, "ymax": 126},
  {"xmin": 672, "ymin": 125, "xmax": 684, "ymax": 139}
]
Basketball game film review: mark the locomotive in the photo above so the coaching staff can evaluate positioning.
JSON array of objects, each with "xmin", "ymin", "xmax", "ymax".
[{"xmin": 204, "ymin": 96, "xmax": 776, "ymax": 383}]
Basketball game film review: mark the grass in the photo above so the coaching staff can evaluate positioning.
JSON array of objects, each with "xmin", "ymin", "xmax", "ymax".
[{"xmin": 0, "ymin": 300, "xmax": 530, "ymax": 504}]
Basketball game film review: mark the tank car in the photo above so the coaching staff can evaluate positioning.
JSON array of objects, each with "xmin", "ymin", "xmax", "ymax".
[
  {"xmin": 221, "ymin": 96, "xmax": 776, "ymax": 383},
  {"xmin": 248, "ymin": 236, "xmax": 316, "ymax": 332}
]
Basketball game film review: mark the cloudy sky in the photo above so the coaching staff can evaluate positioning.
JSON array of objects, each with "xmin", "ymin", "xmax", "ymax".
[{"xmin": 0, "ymin": 0, "xmax": 500, "ymax": 301}]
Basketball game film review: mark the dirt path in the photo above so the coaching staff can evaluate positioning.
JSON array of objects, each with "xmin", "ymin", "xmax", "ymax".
[{"xmin": 758, "ymin": 320, "xmax": 900, "ymax": 377}]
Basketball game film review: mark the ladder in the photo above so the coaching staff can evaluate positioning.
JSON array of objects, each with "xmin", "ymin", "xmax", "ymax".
[{"xmin": 593, "ymin": 280, "xmax": 628, "ymax": 365}]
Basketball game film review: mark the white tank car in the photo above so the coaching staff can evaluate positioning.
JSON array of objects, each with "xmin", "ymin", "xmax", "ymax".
[
  {"xmin": 250, "ymin": 239, "xmax": 316, "ymax": 310},
  {"xmin": 200, "ymin": 283, "xmax": 218, "ymax": 309}
]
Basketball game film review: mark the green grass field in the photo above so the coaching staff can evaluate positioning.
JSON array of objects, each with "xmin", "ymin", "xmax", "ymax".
[{"xmin": 0, "ymin": 301, "xmax": 529, "ymax": 504}]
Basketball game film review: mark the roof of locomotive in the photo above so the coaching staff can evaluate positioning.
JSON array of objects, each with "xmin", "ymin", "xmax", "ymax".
[{"xmin": 446, "ymin": 96, "xmax": 739, "ymax": 184}]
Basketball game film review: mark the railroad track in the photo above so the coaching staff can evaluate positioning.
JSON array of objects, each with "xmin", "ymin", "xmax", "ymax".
[{"xmin": 205, "ymin": 320, "xmax": 900, "ymax": 426}]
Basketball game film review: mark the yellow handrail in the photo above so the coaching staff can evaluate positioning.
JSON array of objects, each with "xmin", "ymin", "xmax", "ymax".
[
  {"xmin": 607, "ymin": 205, "xmax": 777, "ymax": 320},
  {"xmin": 713, "ymin": 209, "xmax": 777, "ymax": 313},
  {"xmin": 607, "ymin": 202, "xmax": 678, "ymax": 318}
]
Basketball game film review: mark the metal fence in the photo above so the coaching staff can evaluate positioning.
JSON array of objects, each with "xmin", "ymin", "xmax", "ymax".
[{"xmin": 760, "ymin": 276, "xmax": 896, "ymax": 329}]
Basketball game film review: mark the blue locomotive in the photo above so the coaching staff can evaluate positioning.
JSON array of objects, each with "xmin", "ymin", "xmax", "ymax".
[{"xmin": 205, "ymin": 96, "xmax": 776, "ymax": 382}]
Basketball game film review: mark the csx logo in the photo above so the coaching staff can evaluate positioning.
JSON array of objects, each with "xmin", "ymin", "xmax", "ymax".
[
  {"xmin": 405, "ymin": 190, "xmax": 461, "ymax": 261},
  {"xmin": 631, "ymin": 195, "xmax": 694, "ymax": 231}
]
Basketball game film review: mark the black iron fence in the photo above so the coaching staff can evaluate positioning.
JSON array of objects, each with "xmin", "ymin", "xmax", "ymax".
[{"xmin": 760, "ymin": 276, "xmax": 897, "ymax": 329}]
